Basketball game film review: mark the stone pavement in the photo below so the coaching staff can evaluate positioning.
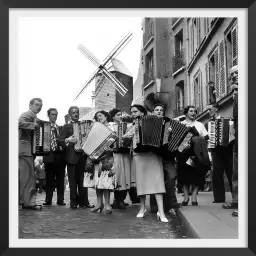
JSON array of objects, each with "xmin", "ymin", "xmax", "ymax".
[
  {"xmin": 19, "ymin": 188, "xmax": 189, "ymax": 239},
  {"xmin": 176, "ymin": 191, "xmax": 238, "ymax": 239}
]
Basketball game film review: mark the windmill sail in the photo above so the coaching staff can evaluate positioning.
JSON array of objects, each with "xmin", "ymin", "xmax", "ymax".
[{"xmin": 74, "ymin": 32, "xmax": 132, "ymax": 101}]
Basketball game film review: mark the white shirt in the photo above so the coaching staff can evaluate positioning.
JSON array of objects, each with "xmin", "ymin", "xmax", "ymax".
[{"xmin": 181, "ymin": 120, "xmax": 208, "ymax": 137}]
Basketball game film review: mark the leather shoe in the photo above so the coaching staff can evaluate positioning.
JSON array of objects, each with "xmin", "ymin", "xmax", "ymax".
[
  {"xmin": 57, "ymin": 202, "xmax": 66, "ymax": 206},
  {"xmin": 83, "ymin": 204, "xmax": 95, "ymax": 208},
  {"xmin": 43, "ymin": 202, "xmax": 52, "ymax": 206},
  {"xmin": 70, "ymin": 203, "xmax": 78, "ymax": 209},
  {"xmin": 232, "ymin": 210, "xmax": 238, "ymax": 217},
  {"xmin": 213, "ymin": 200, "xmax": 225, "ymax": 203},
  {"xmin": 222, "ymin": 202, "xmax": 238, "ymax": 209}
]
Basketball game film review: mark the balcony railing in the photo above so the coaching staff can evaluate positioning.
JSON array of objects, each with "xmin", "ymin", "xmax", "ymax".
[
  {"xmin": 144, "ymin": 65, "xmax": 154, "ymax": 86},
  {"xmin": 172, "ymin": 49, "xmax": 185, "ymax": 73}
]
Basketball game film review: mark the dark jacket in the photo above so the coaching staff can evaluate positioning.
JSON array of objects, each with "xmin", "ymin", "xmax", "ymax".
[
  {"xmin": 57, "ymin": 123, "xmax": 85, "ymax": 165},
  {"xmin": 191, "ymin": 136, "xmax": 211, "ymax": 168},
  {"xmin": 43, "ymin": 124, "xmax": 65, "ymax": 164}
]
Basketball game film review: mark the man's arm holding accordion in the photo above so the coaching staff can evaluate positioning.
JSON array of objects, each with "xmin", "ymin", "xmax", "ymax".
[
  {"xmin": 18, "ymin": 111, "xmax": 38, "ymax": 130},
  {"xmin": 57, "ymin": 124, "xmax": 77, "ymax": 148}
]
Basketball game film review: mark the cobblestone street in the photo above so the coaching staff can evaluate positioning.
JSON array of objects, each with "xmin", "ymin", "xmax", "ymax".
[{"xmin": 19, "ymin": 189, "xmax": 188, "ymax": 239}]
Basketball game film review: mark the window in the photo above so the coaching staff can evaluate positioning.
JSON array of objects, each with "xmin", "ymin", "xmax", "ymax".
[
  {"xmin": 144, "ymin": 49, "xmax": 154, "ymax": 85},
  {"xmin": 190, "ymin": 18, "xmax": 201, "ymax": 58},
  {"xmin": 175, "ymin": 81, "xmax": 185, "ymax": 116},
  {"xmin": 193, "ymin": 71, "xmax": 203, "ymax": 113},
  {"xmin": 192, "ymin": 19, "xmax": 198, "ymax": 54},
  {"xmin": 208, "ymin": 46, "xmax": 220, "ymax": 100},
  {"xmin": 225, "ymin": 24, "xmax": 238, "ymax": 92},
  {"xmin": 209, "ymin": 17, "xmax": 217, "ymax": 27},
  {"xmin": 203, "ymin": 18, "xmax": 210, "ymax": 36},
  {"xmin": 174, "ymin": 29, "xmax": 184, "ymax": 53},
  {"xmin": 207, "ymin": 40, "xmax": 228, "ymax": 102},
  {"xmin": 173, "ymin": 29, "xmax": 185, "ymax": 73}
]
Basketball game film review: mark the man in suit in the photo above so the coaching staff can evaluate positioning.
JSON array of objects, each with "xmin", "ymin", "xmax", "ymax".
[
  {"xmin": 207, "ymin": 103, "xmax": 233, "ymax": 203},
  {"xmin": 222, "ymin": 65, "xmax": 238, "ymax": 217},
  {"xmin": 19, "ymin": 98, "xmax": 43, "ymax": 210},
  {"xmin": 43, "ymin": 108, "xmax": 66, "ymax": 206},
  {"xmin": 58, "ymin": 106, "xmax": 94, "ymax": 209}
]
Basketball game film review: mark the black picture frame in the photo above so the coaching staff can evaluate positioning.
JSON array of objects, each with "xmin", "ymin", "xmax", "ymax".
[{"xmin": 0, "ymin": 0, "xmax": 254, "ymax": 255}]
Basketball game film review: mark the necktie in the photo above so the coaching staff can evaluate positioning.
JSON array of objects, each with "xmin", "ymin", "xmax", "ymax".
[{"xmin": 51, "ymin": 125, "xmax": 58, "ymax": 151}]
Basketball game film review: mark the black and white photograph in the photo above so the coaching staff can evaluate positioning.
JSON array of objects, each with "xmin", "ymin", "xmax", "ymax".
[{"xmin": 8, "ymin": 9, "xmax": 247, "ymax": 247}]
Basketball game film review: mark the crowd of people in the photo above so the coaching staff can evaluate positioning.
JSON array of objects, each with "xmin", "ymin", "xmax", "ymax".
[{"xmin": 18, "ymin": 65, "xmax": 239, "ymax": 220}]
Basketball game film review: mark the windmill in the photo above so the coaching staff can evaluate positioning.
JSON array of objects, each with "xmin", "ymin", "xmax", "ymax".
[{"xmin": 74, "ymin": 32, "xmax": 133, "ymax": 101}]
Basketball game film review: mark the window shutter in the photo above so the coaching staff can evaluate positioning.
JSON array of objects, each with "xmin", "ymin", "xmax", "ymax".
[
  {"xmin": 219, "ymin": 40, "xmax": 227, "ymax": 97},
  {"xmin": 192, "ymin": 80, "xmax": 195, "ymax": 107},
  {"xmin": 199, "ymin": 71, "xmax": 203, "ymax": 112},
  {"xmin": 205, "ymin": 62, "xmax": 209, "ymax": 105},
  {"xmin": 198, "ymin": 72, "xmax": 201, "ymax": 113},
  {"xmin": 231, "ymin": 26, "xmax": 238, "ymax": 66},
  {"xmin": 175, "ymin": 86, "xmax": 180, "ymax": 116},
  {"xmin": 214, "ymin": 48, "xmax": 220, "ymax": 100},
  {"xmin": 194, "ymin": 78, "xmax": 199, "ymax": 110}
]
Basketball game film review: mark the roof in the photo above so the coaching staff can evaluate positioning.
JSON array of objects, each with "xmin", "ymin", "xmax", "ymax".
[
  {"xmin": 79, "ymin": 107, "xmax": 93, "ymax": 117},
  {"xmin": 108, "ymin": 58, "xmax": 133, "ymax": 77}
]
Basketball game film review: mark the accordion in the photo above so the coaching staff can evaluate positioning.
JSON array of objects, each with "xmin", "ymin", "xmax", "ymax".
[
  {"xmin": 133, "ymin": 115, "xmax": 170, "ymax": 152},
  {"xmin": 82, "ymin": 122, "xmax": 117, "ymax": 160},
  {"xmin": 113, "ymin": 122, "xmax": 132, "ymax": 152},
  {"xmin": 133, "ymin": 116, "xmax": 192, "ymax": 153},
  {"xmin": 32, "ymin": 121, "xmax": 51, "ymax": 156},
  {"xmin": 73, "ymin": 120, "xmax": 93, "ymax": 152},
  {"xmin": 208, "ymin": 117, "xmax": 230, "ymax": 148},
  {"xmin": 168, "ymin": 120, "xmax": 191, "ymax": 152}
]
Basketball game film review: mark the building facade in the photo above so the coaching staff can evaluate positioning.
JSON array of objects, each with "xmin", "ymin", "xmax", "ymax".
[
  {"xmin": 169, "ymin": 18, "xmax": 187, "ymax": 120},
  {"xmin": 186, "ymin": 17, "xmax": 238, "ymax": 124},
  {"xmin": 133, "ymin": 17, "xmax": 238, "ymax": 123},
  {"xmin": 140, "ymin": 18, "xmax": 174, "ymax": 116}
]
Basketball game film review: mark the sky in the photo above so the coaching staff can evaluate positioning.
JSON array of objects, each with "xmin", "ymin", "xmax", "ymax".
[{"xmin": 16, "ymin": 12, "xmax": 143, "ymax": 125}]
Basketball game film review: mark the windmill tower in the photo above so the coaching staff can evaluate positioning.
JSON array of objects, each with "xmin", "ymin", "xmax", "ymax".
[
  {"xmin": 74, "ymin": 32, "xmax": 133, "ymax": 113},
  {"xmin": 94, "ymin": 58, "xmax": 133, "ymax": 114}
]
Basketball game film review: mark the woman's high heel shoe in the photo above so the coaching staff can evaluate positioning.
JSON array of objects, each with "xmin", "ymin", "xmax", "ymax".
[
  {"xmin": 157, "ymin": 212, "xmax": 169, "ymax": 223},
  {"xmin": 104, "ymin": 208, "xmax": 112, "ymax": 214},
  {"xmin": 181, "ymin": 200, "xmax": 189, "ymax": 206},
  {"xmin": 136, "ymin": 209, "xmax": 147, "ymax": 218},
  {"xmin": 91, "ymin": 205, "xmax": 104, "ymax": 213}
]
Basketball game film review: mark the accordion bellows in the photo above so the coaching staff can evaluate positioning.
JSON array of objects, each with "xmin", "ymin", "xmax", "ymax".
[
  {"xmin": 133, "ymin": 116, "xmax": 190, "ymax": 153},
  {"xmin": 82, "ymin": 122, "xmax": 117, "ymax": 160},
  {"xmin": 32, "ymin": 121, "xmax": 51, "ymax": 156},
  {"xmin": 73, "ymin": 120, "xmax": 93, "ymax": 151},
  {"xmin": 168, "ymin": 120, "xmax": 191, "ymax": 152}
]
